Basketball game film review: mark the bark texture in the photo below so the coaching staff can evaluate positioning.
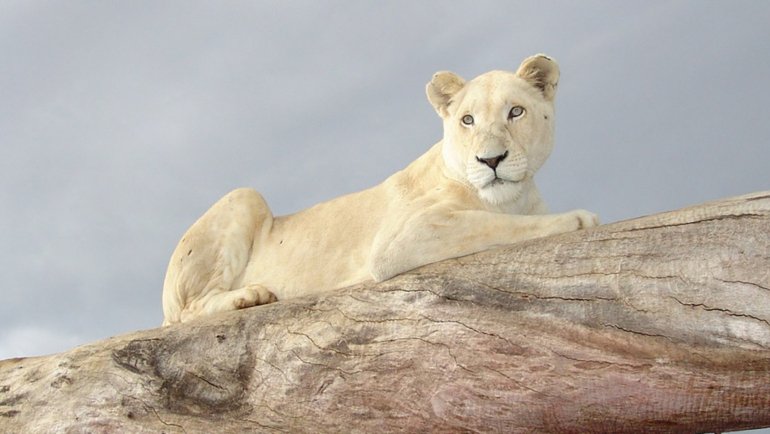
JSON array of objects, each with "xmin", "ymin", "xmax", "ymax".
[{"xmin": 2, "ymin": 191, "xmax": 770, "ymax": 433}]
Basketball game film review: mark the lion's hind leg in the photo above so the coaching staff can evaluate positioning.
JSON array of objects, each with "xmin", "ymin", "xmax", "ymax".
[{"xmin": 162, "ymin": 188, "xmax": 274, "ymax": 325}]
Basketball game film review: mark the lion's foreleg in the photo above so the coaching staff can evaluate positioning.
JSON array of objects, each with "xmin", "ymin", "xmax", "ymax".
[{"xmin": 369, "ymin": 209, "xmax": 598, "ymax": 282}]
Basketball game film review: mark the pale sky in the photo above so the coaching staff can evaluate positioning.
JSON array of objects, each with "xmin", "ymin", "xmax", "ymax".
[{"xmin": 1, "ymin": 0, "xmax": 769, "ymax": 380}]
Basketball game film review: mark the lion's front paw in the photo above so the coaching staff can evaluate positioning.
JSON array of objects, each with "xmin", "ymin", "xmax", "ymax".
[
  {"xmin": 234, "ymin": 284, "xmax": 278, "ymax": 309},
  {"xmin": 566, "ymin": 209, "xmax": 600, "ymax": 230}
]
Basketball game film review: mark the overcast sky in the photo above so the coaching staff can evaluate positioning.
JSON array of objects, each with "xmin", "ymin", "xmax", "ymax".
[{"xmin": 1, "ymin": 1, "xmax": 769, "ymax": 368}]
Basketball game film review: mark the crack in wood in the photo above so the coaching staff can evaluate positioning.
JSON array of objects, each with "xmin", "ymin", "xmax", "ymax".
[
  {"xmin": 601, "ymin": 323, "xmax": 675, "ymax": 341},
  {"xmin": 187, "ymin": 371, "xmax": 226, "ymax": 391},
  {"xmin": 485, "ymin": 366, "xmax": 553, "ymax": 397},
  {"xmin": 288, "ymin": 350, "xmax": 364, "ymax": 376},
  {"xmin": 551, "ymin": 350, "xmax": 654, "ymax": 370},
  {"xmin": 669, "ymin": 296, "xmax": 770, "ymax": 328},
  {"xmin": 417, "ymin": 314, "xmax": 518, "ymax": 348},
  {"xmin": 622, "ymin": 213, "xmax": 766, "ymax": 233},
  {"xmin": 715, "ymin": 278, "xmax": 770, "ymax": 292},
  {"xmin": 149, "ymin": 404, "xmax": 187, "ymax": 433}
]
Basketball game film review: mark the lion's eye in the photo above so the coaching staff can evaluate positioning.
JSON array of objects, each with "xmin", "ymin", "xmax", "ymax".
[
  {"xmin": 461, "ymin": 114, "xmax": 474, "ymax": 126},
  {"xmin": 508, "ymin": 106, "xmax": 525, "ymax": 119}
]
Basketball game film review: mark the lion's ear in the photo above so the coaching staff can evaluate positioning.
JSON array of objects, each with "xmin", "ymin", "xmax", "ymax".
[
  {"xmin": 426, "ymin": 71, "xmax": 465, "ymax": 118},
  {"xmin": 516, "ymin": 54, "xmax": 560, "ymax": 101}
]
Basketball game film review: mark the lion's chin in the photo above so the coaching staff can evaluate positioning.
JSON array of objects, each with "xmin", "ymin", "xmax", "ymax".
[{"xmin": 477, "ymin": 180, "xmax": 523, "ymax": 205}]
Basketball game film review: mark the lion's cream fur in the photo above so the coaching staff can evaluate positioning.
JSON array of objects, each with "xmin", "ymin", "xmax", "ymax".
[{"xmin": 162, "ymin": 54, "xmax": 599, "ymax": 325}]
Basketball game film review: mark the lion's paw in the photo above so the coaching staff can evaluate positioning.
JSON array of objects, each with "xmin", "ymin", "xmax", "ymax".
[
  {"xmin": 234, "ymin": 284, "xmax": 278, "ymax": 309},
  {"xmin": 566, "ymin": 209, "xmax": 600, "ymax": 230}
]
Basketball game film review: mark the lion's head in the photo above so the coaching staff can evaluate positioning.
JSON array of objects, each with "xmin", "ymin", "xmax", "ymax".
[{"xmin": 426, "ymin": 54, "xmax": 559, "ymax": 205}]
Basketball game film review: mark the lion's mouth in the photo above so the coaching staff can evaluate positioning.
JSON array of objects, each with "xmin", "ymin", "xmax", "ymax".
[{"xmin": 486, "ymin": 177, "xmax": 517, "ymax": 188}]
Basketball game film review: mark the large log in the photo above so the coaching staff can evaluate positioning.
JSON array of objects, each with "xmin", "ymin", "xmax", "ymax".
[{"xmin": 2, "ymin": 191, "xmax": 770, "ymax": 433}]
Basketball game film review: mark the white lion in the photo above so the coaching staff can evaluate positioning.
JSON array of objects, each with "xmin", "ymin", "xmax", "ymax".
[{"xmin": 162, "ymin": 54, "xmax": 599, "ymax": 325}]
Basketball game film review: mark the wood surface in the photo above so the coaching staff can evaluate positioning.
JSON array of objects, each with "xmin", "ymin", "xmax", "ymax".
[{"xmin": 2, "ymin": 191, "xmax": 769, "ymax": 433}]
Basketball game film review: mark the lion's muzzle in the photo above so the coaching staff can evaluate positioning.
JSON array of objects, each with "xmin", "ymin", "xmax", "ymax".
[{"xmin": 475, "ymin": 151, "xmax": 509, "ymax": 170}]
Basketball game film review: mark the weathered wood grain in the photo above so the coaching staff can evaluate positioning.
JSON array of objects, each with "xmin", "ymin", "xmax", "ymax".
[{"xmin": 2, "ymin": 191, "xmax": 769, "ymax": 433}]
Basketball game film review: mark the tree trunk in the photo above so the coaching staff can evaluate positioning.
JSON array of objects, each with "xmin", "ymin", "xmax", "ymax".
[{"xmin": 2, "ymin": 191, "xmax": 770, "ymax": 433}]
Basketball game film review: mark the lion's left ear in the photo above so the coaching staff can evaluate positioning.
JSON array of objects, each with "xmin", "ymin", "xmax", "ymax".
[
  {"xmin": 426, "ymin": 71, "xmax": 466, "ymax": 118},
  {"xmin": 516, "ymin": 54, "xmax": 560, "ymax": 101}
]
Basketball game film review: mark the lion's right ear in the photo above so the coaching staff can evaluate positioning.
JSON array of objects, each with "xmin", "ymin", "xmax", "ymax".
[{"xmin": 426, "ymin": 71, "xmax": 465, "ymax": 118}]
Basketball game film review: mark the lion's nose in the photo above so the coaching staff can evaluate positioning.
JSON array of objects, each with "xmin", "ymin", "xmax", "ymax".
[{"xmin": 476, "ymin": 151, "xmax": 509, "ymax": 170}]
